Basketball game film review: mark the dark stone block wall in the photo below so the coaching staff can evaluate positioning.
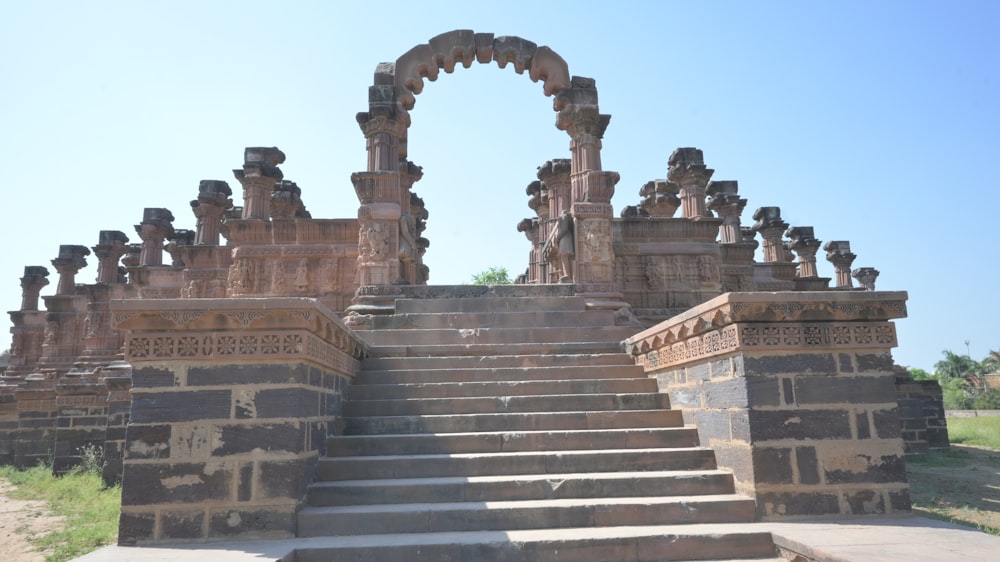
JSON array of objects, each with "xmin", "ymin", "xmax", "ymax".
[
  {"xmin": 894, "ymin": 370, "xmax": 949, "ymax": 454},
  {"xmin": 118, "ymin": 361, "xmax": 351, "ymax": 544}
]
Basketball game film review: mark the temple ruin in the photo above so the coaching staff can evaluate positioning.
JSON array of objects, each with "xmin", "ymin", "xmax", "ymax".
[{"xmin": 0, "ymin": 30, "xmax": 948, "ymax": 560}]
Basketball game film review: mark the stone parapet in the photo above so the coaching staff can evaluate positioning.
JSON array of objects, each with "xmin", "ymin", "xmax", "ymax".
[
  {"xmin": 624, "ymin": 291, "xmax": 911, "ymax": 520},
  {"xmin": 112, "ymin": 298, "xmax": 367, "ymax": 544}
]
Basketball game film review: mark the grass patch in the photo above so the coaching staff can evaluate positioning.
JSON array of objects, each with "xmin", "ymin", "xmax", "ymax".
[
  {"xmin": 947, "ymin": 416, "xmax": 1000, "ymax": 450},
  {"xmin": 0, "ymin": 458, "xmax": 120, "ymax": 562}
]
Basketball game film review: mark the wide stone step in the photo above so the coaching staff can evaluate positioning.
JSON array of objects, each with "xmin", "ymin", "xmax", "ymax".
[
  {"xmin": 291, "ymin": 525, "xmax": 778, "ymax": 562},
  {"xmin": 297, "ymin": 494, "xmax": 756, "ymax": 537},
  {"xmin": 342, "ymin": 392, "xmax": 672, "ymax": 416},
  {"xmin": 394, "ymin": 295, "xmax": 586, "ymax": 314},
  {"xmin": 368, "ymin": 310, "xmax": 616, "ymax": 330},
  {"xmin": 308, "ymin": 470, "xmax": 736, "ymax": 506},
  {"xmin": 358, "ymin": 326, "xmax": 639, "ymax": 346},
  {"xmin": 368, "ymin": 340, "xmax": 625, "ymax": 358},
  {"xmin": 316, "ymin": 447, "xmax": 718, "ymax": 480},
  {"xmin": 327, "ymin": 427, "xmax": 700, "ymax": 456},
  {"xmin": 340, "ymin": 409, "xmax": 684, "ymax": 435},
  {"xmin": 356, "ymin": 364, "xmax": 645, "ymax": 384},
  {"xmin": 361, "ymin": 352, "xmax": 637, "ymax": 371},
  {"xmin": 349, "ymin": 378, "xmax": 657, "ymax": 400}
]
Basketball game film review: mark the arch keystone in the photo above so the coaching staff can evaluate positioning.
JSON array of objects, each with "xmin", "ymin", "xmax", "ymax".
[{"xmin": 429, "ymin": 30, "xmax": 477, "ymax": 73}]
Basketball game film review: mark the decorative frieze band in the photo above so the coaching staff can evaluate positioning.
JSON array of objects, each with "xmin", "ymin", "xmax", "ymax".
[
  {"xmin": 124, "ymin": 330, "xmax": 361, "ymax": 375},
  {"xmin": 636, "ymin": 321, "xmax": 898, "ymax": 371}
]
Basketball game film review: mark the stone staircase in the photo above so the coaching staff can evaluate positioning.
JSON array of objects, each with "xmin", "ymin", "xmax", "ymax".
[{"xmin": 294, "ymin": 293, "xmax": 780, "ymax": 561}]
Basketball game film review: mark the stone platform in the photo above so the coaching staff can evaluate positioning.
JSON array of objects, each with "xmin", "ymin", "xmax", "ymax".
[{"xmin": 72, "ymin": 516, "xmax": 1000, "ymax": 562}]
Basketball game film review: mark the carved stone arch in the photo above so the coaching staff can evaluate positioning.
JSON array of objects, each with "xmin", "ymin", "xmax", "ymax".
[{"xmin": 350, "ymin": 30, "xmax": 621, "ymax": 313}]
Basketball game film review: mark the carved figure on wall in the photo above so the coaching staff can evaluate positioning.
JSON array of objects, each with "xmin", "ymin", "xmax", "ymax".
[
  {"xmin": 645, "ymin": 257, "xmax": 665, "ymax": 290},
  {"xmin": 320, "ymin": 259, "xmax": 336, "ymax": 293},
  {"xmin": 295, "ymin": 259, "xmax": 310, "ymax": 293},
  {"xmin": 672, "ymin": 256, "xmax": 686, "ymax": 284},
  {"xmin": 359, "ymin": 222, "xmax": 390, "ymax": 262},
  {"xmin": 581, "ymin": 220, "xmax": 612, "ymax": 263},
  {"xmin": 398, "ymin": 212, "xmax": 416, "ymax": 261},
  {"xmin": 231, "ymin": 259, "xmax": 254, "ymax": 293},
  {"xmin": 43, "ymin": 320, "xmax": 58, "ymax": 346},
  {"xmin": 698, "ymin": 255, "xmax": 720, "ymax": 282},
  {"xmin": 542, "ymin": 210, "xmax": 575, "ymax": 283},
  {"xmin": 207, "ymin": 279, "xmax": 226, "ymax": 298},
  {"xmin": 271, "ymin": 262, "xmax": 286, "ymax": 294}
]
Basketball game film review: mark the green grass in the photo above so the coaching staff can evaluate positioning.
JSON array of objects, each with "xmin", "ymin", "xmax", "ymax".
[
  {"xmin": 0, "ymin": 461, "xmax": 120, "ymax": 562},
  {"xmin": 948, "ymin": 416, "xmax": 1000, "ymax": 450}
]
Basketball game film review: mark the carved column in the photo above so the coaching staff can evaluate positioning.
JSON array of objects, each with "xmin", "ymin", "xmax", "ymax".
[
  {"xmin": 6, "ymin": 267, "xmax": 50, "ymax": 378},
  {"xmin": 668, "ymin": 148, "xmax": 714, "ymax": 219},
  {"xmin": 538, "ymin": 159, "xmax": 571, "ymax": 218},
  {"xmin": 235, "ymin": 147, "xmax": 284, "ymax": 220},
  {"xmin": 134, "ymin": 209, "xmax": 174, "ymax": 267},
  {"xmin": 271, "ymin": 180, "xmax": 309, "ymax": 220},
  {"xmin": 853, "ymin": 267, "xmax": 880, "ymax": 291},
  {"xmin": 396, "ymin": 161, "xmax": 423, "ymax": 285},
  {"xmin": 191, "ymin": 180, "xmax": 233, "ymax": 245},
  {"xmin": 751, "ymin": 207, "xmax": 789, "ymax": 263},
  {"xmin": 825, "ymin": 241, "xmax": 857, "ymax": 289},
  {"xmin": 52, "ymin": 245, "xmax": 90, "ymax": 295},
  {"xmin": 165, "ymin": 229, "xmax": 195, "ymax": 267},
  {"xmin": 92, "ymin": 231, "xmax": 129, "ymax": 285},
  {"xmin": 786, "ymin": 226, "xmax": 822, "ymax": 278},
  {"xmin": 18, "ymin": 266, "xmax": 50, "ymax": 311},
  {"xmin": 707, "ymin": 181, "xmax": 747, "ymax": 243}
]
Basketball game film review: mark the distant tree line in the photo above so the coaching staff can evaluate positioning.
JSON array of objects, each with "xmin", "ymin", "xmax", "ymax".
[{"xmin": 908, "ymin": 350, "xmax": 1000, "ymax": 410}]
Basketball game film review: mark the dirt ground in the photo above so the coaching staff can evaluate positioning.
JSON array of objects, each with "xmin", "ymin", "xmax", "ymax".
[
  {"xmin": 906, "ymin": 444, "xmax": 1000, "ymax": 532},
  {"xmin": 0, "ymin": 478, "xmax": 63, "ymax": 562}
]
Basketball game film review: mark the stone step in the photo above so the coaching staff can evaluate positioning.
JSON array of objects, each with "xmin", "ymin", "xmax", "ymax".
[
  {"xmin": 357, "ymin": 326, "xmax": 639, "ymax": 346},
  {"xmin": 367, "ymin": 340, "xmax": 625, "ymax": 358},
  {"xmin": 316, "ymin": 447, "xmax": 718, "ymax": 480},
  {"xmin": 307, "ymin": 469, "xmax": 735, "ymax": 506},
  {"xmin": 394, "ymin": 295, "xmax": 587, "ymax": 314},
  {"xmin": 356, "ymin": 364, "xmax": 645, "ymax": 384},
  {"xmin": 368, "ymin": 310, "xmax": 616, "ymax": 330},
  {"xmin": 339, "ymin": 409, "xmax": 684, "ymax": 435},
  {"xmin": 291, "ymin": 525, "xmax": 778, "ymax": 562},
  {"xmin": 361, "ymin": 352, "xmax": 637, "ymax": 371},
  {"xmin": 342, "ymin": 392, "xmax": 672, "ymax": 417},
  {"xmin": 297, "ymin": 494, "xmax": 756, "ymax": 537},
  {"xmin": 349, "ymin": 378, "xmax": 657, "ymax": 400},
  {"xmin": 327, "ymin": 427, "xmax": 700, "ymax": 457}
]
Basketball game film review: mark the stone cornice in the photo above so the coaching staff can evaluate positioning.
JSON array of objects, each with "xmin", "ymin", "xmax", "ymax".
[
  {"xmin": 624, "ymin": 291, "xmax": 908, "ymax": 359},
  {"xmin": 111, "ymin": 298, "xmax": 369, "ymax": 368}
]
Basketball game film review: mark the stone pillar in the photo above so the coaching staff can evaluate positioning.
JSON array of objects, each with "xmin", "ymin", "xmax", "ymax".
[
  {"xmin": 165, "ymin": 229, "xmax": 195, "ymax": 267},
  {"xmin": 19, "ymin": 266, "xmax": 50, "ymax": 311},
  {"xmin": 751, "ymin": 207, "xmax": 789, "ymax": 263},
  {"xmin": 350, "ymin": 171, "xmax": 403, "ymax": 312},
  {"xmin": 639, "ymin": 180, "xmax": 680, "ymax": 218},
  {"xmin": 112, "ymin": 298, "xmax": 366, "ymax": 543},
  {"xmin": 135, "ymin": 209, "xmax": 175, "ymax": 267},
  {"xmin": 825, "ymin": 241, "xmax": 857, "ymax": 289},
  {"xmin": 191, "ymin": 180, "xmax": 233, "ymax": 245},
  {"xmin": 668, "ymin": 148, "xmax": 714, "ymax": 219},
  {"xmin": 235, "ymin": 147, "xmax": 284, "ymax": 220},
  {"xmin": 707, "ymin": 181, "xmax": 747, "ymax": 243},
  {"xmin": 397, "ymin": 161, "xmax": 423, "ymax": 285},
  {"xmin": 102, "ymin": 365, "xmax": 132, "ymax": 486},
  {"xmin": 52, "ymin": 245, "xmax": 90, "ymax": 295},
  {"xmin": 785, "ymin": 226, "xmax": 822, "ymax": 278},
  {"xmin": 625, "ymin": 292, "xmax": 911, "ymax": 519},
  {"xmin": 538, "ymin": 159, "xmax": 571, "ymax": 218},
  {"xmin": 93, "ymin": 231, "xmax": 130, "ymax": 285},
  {"xmin": 853, "ymin": 267, "xmax": 880, "ymax": 291},
  {"xmin": 517, "ymin": 217, "xmax": 541, "ymax": 284}
]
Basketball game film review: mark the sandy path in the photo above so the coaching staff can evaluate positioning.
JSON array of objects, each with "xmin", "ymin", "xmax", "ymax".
[{"xmin": 0, "ymin": 478, "xmax": 63, "ymax": 562}]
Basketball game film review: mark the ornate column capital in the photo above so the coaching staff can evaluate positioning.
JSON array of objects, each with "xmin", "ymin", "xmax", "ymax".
[
  {"xmin": 751, "ymin": 207, "xmax": 789, "ymax": 263},
  {"xmin": 852, "ymin": 267, "xmax": 880, "ymax": 291},
  {"xmin": 639, "ymin": 180, "xmax": 680, "ymax": 218},
  {"xmin": 707, "ymin": 180, "xmax": 747, "ymax": 243},
  {"xmin": 18, "ymin": 266, "xmax": 50, "ymax": 310},
  {"xmin": 233, "ymin": 147, "xmax": 284, "ymax": 220},
  {"xmin": 51, "ymin": 245, "xmax": 90, "ymax": 295},
  {"xmin": 668, "ymin": 147, "xmax": 714, "ymax": 218},
  {"xmin": 270, "ymin": 180, "xmax": 310, "ymax": 219}
]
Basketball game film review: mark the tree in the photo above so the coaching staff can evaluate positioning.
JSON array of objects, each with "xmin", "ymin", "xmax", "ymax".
[{"xmin": 471, "ymin": 266, "xmax": 513, "ymax": 285}]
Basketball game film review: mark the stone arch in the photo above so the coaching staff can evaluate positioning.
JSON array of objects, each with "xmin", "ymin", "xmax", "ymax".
[{"xmin": 350, "ymin": 31, "xmax": 620, "ymax": 312}]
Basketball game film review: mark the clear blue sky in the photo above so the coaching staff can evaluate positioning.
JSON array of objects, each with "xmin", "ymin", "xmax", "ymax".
[{"xmin": 2, "ymin": 1, "xmax": 998, "ymax": 372}]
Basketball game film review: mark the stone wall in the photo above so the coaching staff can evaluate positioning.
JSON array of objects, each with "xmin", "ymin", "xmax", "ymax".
[
  {"xmin": 895, "ymin": 371, "xmax": 949, "ymax": 454},
  {"xmin": 625, "ymin": 291, "xmax": 911, "ymax": 519},
  {"xmin": 112, "ymin": 298, "xmax": 366, "ymax": 544}
]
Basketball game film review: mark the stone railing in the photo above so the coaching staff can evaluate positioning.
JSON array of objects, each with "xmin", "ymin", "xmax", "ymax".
[
  {"xmin": 111, "ymin": 298, "xmax": 367, "ymax": 544},
  {"xmin": 624, "ymin": 291, "xmax": 911, "ymax": 520}
]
